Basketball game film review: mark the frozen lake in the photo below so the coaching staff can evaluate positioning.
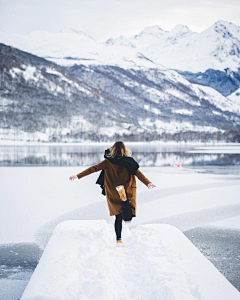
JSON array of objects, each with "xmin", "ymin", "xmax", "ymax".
[{"xmin": 0, "ymin": 142, "xmax": 240, "ymax": 299}]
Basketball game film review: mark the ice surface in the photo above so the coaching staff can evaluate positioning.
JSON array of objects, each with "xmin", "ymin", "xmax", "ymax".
[
  {"xmin": 21, "ymin": 221, "xmax": 240, "ymax": 300},
  {"xmin": 209, "ymin": 216, "xmax": 240, "ymax": 230},
  {"xmin": 1, "ymin": 166, "xmax": 240, "ymax": 245},
  {"xmin": 1, "ymin": 278, "xmax": 30, "ymax": 300},
  {"xmin": 187, "ymin": 145, "xmax": 240, "ymax": 154}
]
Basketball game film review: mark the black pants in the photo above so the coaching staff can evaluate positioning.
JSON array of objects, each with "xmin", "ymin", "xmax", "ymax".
[
  {"xmin": 115, "ymin": 213, "xmax": 123, "ymax": 241},
  {"xmin": 114, "ymin": 200, "xmax": 133, "ymax": 240}
]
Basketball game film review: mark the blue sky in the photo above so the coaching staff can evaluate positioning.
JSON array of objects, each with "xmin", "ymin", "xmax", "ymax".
[{"xmin": 0, "ymin": 0, "xmax": 239, "ymax": 41}]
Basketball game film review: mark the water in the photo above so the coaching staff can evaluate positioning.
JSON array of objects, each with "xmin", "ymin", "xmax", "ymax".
[
  {"xmin": 0, "ymin": 243, "xmax": 43, "ymax": 300},
  {"xmin": 0, "ymin": 143, "xmax": 240, "ymax": 169},
  {"xmin": 184, "ymin": 226, "xmax": 240, "ymax": 292}
]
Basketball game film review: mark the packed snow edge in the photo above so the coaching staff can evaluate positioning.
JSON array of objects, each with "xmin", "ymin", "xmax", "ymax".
[{"xmin": 21, "ymin": 220, "xmax": 240, "ymax": 300}]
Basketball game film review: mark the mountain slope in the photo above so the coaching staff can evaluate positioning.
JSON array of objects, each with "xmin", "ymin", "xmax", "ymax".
[
  {"xmin": 0, "ymin": 43, "xmax": 111, "ymax": 141},
  {"xmin": 2, "ymin": 20, "xmax": 240, "ymax": 73},
  {"xmin": 129, "ymin": 24, "xmax": 193, "ymax": 49},
  {"xmin": 1, "ymin": 20, "xmax": 240, "ymax": 98},
  {"xmin": 0, "ymin": 28, "xmax": 158, "ymax": 69},
  {"xmin": 128, "ymin": 20, "xmax": 240, "ymax": 73},
  {"xmin": 106, "ymin": 20, "xmax": 240, "ymax": 96},
  {"xmin": 1, "ymin": 43, "xmax": 240, "ymax": 142},
  {"xmin": 176, "ymin": 68, "xmax": 240, "ymax": 97},
  {"xmin": 68, "ymin": 64, "xmax": 240, "ymax": 127},
  {"xmin": 228, "ymin": 88, "xmax": 240, "ymax": 103}
]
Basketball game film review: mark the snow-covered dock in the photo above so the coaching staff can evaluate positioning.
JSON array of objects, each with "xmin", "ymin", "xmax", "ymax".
[{"xmin": 21, "ymin": 220, "xmax": 240, "ymax": 300}]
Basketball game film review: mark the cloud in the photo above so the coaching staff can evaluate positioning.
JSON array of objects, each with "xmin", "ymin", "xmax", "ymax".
[{"xmin": 0, "ymin": 0, "xmax": 239, "ymax": 41}]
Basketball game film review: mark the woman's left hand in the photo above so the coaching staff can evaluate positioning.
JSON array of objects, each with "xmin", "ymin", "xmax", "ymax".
[
  {"xmin": 148, "ymin": 183, "xmax": 156, "ymax": 189},
  {"xmin": 69, "ymin": 175, "xmax": 78, "ymax": 181}
]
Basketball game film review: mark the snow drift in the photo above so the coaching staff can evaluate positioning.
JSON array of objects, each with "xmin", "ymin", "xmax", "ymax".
[{"xmin": 21, "ymin": 220, "xmax": 240, "ymax": 300}]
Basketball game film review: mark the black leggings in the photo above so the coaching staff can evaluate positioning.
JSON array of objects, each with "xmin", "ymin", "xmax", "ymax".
[
  {"xmin": 115, "ymin": 213, "xmax": 123, "ymax": 241},
  {"xmin": 114, "ymin": 201, "xmax": 133, "ymax": 240}
]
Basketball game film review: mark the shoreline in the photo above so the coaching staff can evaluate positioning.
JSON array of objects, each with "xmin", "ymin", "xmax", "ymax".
[{"xmin": 0, "ymin": 140, "xmax": 239, "ymax": 146}]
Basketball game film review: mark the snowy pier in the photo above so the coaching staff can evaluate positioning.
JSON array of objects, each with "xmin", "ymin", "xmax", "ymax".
[{"xmin": 21, "ymin": 220, "xmax": 240, "ymax": 300}]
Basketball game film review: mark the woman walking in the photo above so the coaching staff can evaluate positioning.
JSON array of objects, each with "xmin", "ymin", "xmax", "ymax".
[{"xmin": 69, "ymin": 141, "xmax": 155, "ymax": 245}]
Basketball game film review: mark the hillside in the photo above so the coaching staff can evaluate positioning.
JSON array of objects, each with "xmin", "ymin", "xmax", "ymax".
[
  {"xmin": 1, "ymin": 20, "xmax": 240, "ymax": 97},
  {"xmin": 108, "ymin": 20, "xmax": 240, "ymax": 97},
  {"xmin": 1, "ymin": 43, "xmax": 240, "ymax": 142}
]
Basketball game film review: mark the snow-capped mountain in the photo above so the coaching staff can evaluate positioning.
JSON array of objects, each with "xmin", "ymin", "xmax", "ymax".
[
  {"xmin": 0, "ymin": 28, "xmax": 159, "ymax": 69},
  {"xmin": 176, "ymin": 67, "xmax": 240, "ymax": 97},
  {"xmin": 1, "ymin": 20, "xmax": 240, "ymax": 75},
  {"xmin": 1, "ymin": 20, "xmax": 240, "ymax": 142},
  {"xmin": 1, "ymin": 20, "xmax": 240, "ymax": 73},
  {"xmin": 106, "ymin": 24, "xmax": 191, "ymax": 50},
  {"xmin": 123, "ymin": 20, "xmax": 240, "ymax": 73},
  {"xmin": 105, "ymin": 20, "xmax": 240, "ymax": 96},
  {"xmin": 129, "ymin": 24, "xmax": 192, "ymax": 49},
  {"xmin": 106, "ymin": 35, "xmax": 135, "ymax": 47},
  {"xmin": 1, "ymin": 43, "xmax": 240, "ymax": 143},
  {"xmin": 129, "ymin": 25, "xmax": 167, "ymax": 48},
  {"xmin": 228, "ymin": 88, "xmax": 240, "ymax": 103}
]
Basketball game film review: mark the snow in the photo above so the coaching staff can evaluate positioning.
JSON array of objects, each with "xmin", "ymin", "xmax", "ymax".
[
  {"xmin": 170, "ymin": 24, "xmax": 192, "ymax": 36},
  {"xmin": 187, "ymin": 145, "xmax": 240, "ymax": 154},
  {"xmin": 1, "ymin": 166, "xmax": 240, "ymax": 245},
  {"xmin": 164, "ymin": 86, "xmax": 200, "ymax": 107},
  {"xmin": 0, "ymin": 98, "xmax": 14, "ymax": 112},
  {"xmin": 145, "ymin": 87, "xmax": 166, "ymax": 103},
  {"xmin": 1, "ymin": 20, "xmax": 240, "ymax": 72},
  {"xmin": 141, "ymin": 20, "xmax": 240, "ymax": 72},
  {"xmin": 0, "ymin": 101, "xmax": 225, "ymax": 143},
  {"xmin": 173, "ymin": 109, "xmax": 193, "ymax": 116},
  {"xmin": 20, "ymin": 220, "xmax": 240, "ymax": 300},
  {"xmin": 212, "ymin": 110, "xmax": 222, "ymax": 116},
  {"xmin": 196, "ymin": 84, "xmax": 240, "ymax": 114},
  {"xmin": 0, "ymin": 151, "xmax": 239, "ymax": 298},
  {"xmin": 134, "ymin": 184, "xmax": 240, "ymax": 231},
  {"xmin": 22, "ymin": 66, "xmax": 37, "ymax": 81},
  {"xmin": 228, "ymin": 88, "xmax": 240, "ymax": 103},
  {"xmin": 138, "ymin": 118, "xmax": 219, "ymax": 133},
  {"xmin": 106, "ymin": 35, "xmax": 136, "ymax": 47},
  {"xmin": 9, "ymin": 65, "xmax": 44, "ymax": 83},
  {"xmin": 209, "ymin": 216, "xmax": 240, "ymax": 230},
  {"xmin": 0, "ymin": 28, "xmax": 162, "ymax": 70},
  {"xmin": 129, "ymin": 26, "xmax": 166, "ymax": 50},
  {"xmin": 45, "ymin": 67, "xmax": 62, "ymax": 76},
  {"xmin": 127, "ymin": 21, "xmax": 240, "ymax": 72}
]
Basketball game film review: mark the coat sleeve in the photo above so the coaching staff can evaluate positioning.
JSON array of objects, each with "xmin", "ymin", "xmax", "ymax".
[
  {"xmin": 135, "ymin": 169, "xmax": 151, "ymax": 186},
  {"xmin": 77, "ymin": 160, "xmax": 107, "ymax": 179}
]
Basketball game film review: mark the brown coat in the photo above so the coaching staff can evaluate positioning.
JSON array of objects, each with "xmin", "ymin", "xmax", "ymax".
[{"xmin": 77, "ymin": 159, "xmax": 151, "ymax": 216}]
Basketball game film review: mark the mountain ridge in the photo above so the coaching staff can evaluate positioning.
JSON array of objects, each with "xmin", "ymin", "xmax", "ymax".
[
  {"xmin": 1, "ymin": 42, "xmax": 240, "ymax": 142},
  {"xmin": 1, "ymin": 20, "xmax": 240, "ymax": 72},
  {"xmin": 1, "ymin": 20, "xmax": 240, "ymax": 97}
]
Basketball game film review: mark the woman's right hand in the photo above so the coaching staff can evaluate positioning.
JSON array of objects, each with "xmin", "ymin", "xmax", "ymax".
[
  {"xmin": 69, "ymin": 175, "xmax": 78, "ymax": 181},
  {"xmin": 148, "ymin": 183, "xmax": 156, "ymax": 189}
]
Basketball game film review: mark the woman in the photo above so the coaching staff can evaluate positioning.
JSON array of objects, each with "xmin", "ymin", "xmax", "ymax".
[{"xmin": 69, "ymin": 141, "xmax": 156, "ymax": 245}]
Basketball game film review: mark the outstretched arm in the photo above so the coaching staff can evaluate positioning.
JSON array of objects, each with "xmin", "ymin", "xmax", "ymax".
[
  {"xmin": 136, "ymin": 169, "xmax": 156, "ymax": 189},
  {"xmin": 69, "ymin": 160, "xmax": 107, "ymax": 181}
]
